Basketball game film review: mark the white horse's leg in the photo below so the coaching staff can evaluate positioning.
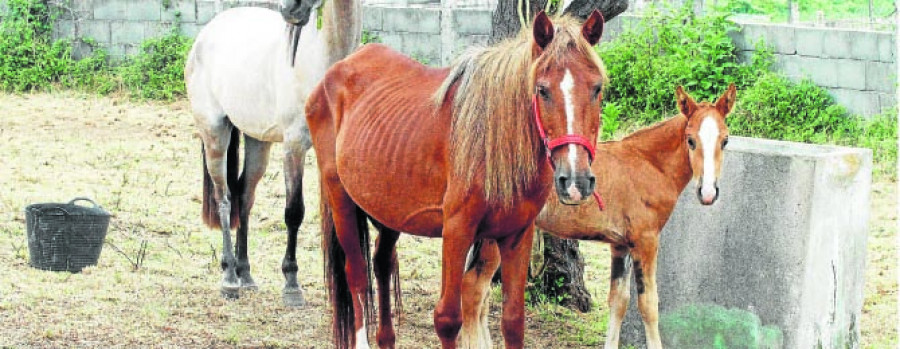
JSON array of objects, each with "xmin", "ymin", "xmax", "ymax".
[
  {"xmin": 280, "ymin": 125, "xmax": 313, "ymax": 306},
  {"xmin": 235, "ymin": 135, "xmax": 273, "ymax": 290},
  {"xmin": 200, "ymin": 120, "xmax": 241, "ymax": 299},
  {"xmin": 605, "ymin": 246, "xmax": 632, "ymax": 349}
]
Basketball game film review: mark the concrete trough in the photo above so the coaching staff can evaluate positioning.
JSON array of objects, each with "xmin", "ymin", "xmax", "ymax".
[{"xmin": 621, "ymin": 136, "xmax": 872, "ymax": 349}]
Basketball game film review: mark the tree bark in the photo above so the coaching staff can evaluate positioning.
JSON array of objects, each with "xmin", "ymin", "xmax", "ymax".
[{"xmin": 489, "ymin": 0, "xmax": 628, "ymax": 312}]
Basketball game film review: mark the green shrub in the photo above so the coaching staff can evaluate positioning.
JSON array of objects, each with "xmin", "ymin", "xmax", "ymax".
[
  {"xmin": 117, "ymin": 29, "xmax": 192, "ymax": 101},
  {"xmin": 598, "ymin": 4, "xmax": 771, "ymax": 126},
  {"xmin": 661, "ymin": 303, "xmax": 784, "ymax": 349},
  {"xmin": 0, "ymin": 0, "xmax": 69, "ymax": 91}
]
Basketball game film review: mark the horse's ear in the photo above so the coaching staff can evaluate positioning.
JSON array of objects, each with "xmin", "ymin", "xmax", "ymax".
[
  {"xmin": 675, "ymin": 86, "xmax": 698, "ymax": 118},
  {"xmin": 582, "ymin": 10, "xmax": 604, "ymax": 46},
  {"xmin": 716, "ymin": 83, "xmax": 737, "ymax": 117},
  {"xmin": 533, "ymin": 11, "xmax": 554, "ymax": 50}
]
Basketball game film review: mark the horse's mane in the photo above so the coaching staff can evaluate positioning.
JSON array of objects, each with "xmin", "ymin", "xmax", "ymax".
[{"xmin": 434, "ymin": 15, "xmax": 608, "ymax": 207}]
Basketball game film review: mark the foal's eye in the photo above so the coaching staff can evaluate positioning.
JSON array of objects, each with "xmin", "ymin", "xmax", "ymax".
[
  {"xmin": 687, "ymin": 137, "xmax": 696, "ymax": 150},
  {"xmin": 537, "ymin": 86, "xmax": 551, "ymax": 100},
  {"xmin": 722, "ymin": 137, "xmax": 729, "ymax": 149},
  {"xmin": 592, "ymin": 84, "xmax": 603, "ymax": 100}
]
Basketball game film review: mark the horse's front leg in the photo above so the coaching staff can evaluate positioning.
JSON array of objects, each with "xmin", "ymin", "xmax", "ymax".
[
  {"xmin": 604, "ymin": 245, "xmax": 633, "ymax": 349},
  {"xmin": 633, "ymin": 234, "xmax": 662, "ymax": 349},
  {"xmin": 460, "ymin": 239, "xmax": 501, "ymax": 349},
  {"xmin": 497, "ymin": 223, "xmax": 536, "ymax": 349},
  {"xmin": 434, "ymin": 213, "xmax": 479, "ymax": 349}
]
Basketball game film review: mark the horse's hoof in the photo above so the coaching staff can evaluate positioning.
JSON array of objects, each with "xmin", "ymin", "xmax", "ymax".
[
  {"xmin": 283, "ymin": 288, "xmax": 306, "ymax": 307},
  {"xmin": 241, "ymin": 281, "xmax": 259, "ymax": 291},
  {"xmin": 221, "ymin": 285, "xmax": 241, "ymax": 300}
]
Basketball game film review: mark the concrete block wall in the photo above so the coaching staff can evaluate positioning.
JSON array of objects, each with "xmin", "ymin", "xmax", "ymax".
[
  {"xmin": 731, "ymin": 22, "xmax": 897, "ymax": 116},
  {"xmin": 47, "ymin": 0, "xmax": 279, "ymax": 61},
  {"xmin": 621, "ymin": 137, "xmax": 872, "ymax": 348}
]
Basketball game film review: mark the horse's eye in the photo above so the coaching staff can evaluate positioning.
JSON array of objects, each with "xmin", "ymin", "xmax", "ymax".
[
  {"xmin": 722, "ymin": 137, "xmax": 729, "ymax": 149},
  {"xmin": 687, "ymin": 137, "xmax": 696, "ymax": 150},
  {"xmin": 537, "ymin": 86, "xmax": 550, "ymax": 100},
  {"xmin": 592, "ymin": 84, "xmax": 603, "ymax": 100}
]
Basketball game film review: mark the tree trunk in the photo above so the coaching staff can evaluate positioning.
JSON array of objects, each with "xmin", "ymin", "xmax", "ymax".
[{"xmin": 489, "ymin": 0, "xmax": 628, "ymax": 312}]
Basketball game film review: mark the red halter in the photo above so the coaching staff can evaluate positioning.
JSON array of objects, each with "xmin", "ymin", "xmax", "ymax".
[{"xmin": 532, "ymin": 94, "xmax": 606, "ymax": 211}]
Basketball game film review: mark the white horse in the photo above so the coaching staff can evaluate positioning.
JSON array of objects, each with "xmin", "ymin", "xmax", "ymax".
[{"xmin": 185, "ymin": 0, "xmax": 360, "ymax": 305}]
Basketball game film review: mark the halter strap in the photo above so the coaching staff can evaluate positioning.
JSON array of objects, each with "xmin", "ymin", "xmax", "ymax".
[{"xmin": 532, "ymin": 94, "xmax": 605, "ymax": 211}]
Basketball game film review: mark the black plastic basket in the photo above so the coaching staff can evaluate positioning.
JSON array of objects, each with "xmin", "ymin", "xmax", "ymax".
[{"xmin": 25, "ymin": 198, "xmax": 111, "ymax": 273}]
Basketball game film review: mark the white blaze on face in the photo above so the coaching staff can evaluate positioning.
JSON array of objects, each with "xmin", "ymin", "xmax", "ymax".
[
  {"xmin": 698, "ymin": 117, "xmax": 719, "ymax": 202},
  {"xmin": 560, "ymin": 69, "xmax": 581, "ymax": 198}
]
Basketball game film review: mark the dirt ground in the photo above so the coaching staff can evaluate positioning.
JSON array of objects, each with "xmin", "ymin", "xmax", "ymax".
[{"xmin": 0, "ymin": 93, "xmax": 895, "ymax": 348}]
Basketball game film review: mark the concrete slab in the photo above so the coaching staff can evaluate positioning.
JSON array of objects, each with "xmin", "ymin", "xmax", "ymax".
[{"xmin": 621, "ymin": 136, "xmax": 871, "ymax": 349}]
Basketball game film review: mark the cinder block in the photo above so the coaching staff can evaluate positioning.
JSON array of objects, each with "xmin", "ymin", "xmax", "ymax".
[
  {"xmin": 163, "ymin": 0, "xmax": 198, "ymax": 23},
  {"xmin": 822, "ymin": 29, "xmax": 852, "ymax": 59},
  {"xmin": 81, "ymin": 20, "xmax": 112, "ymax": 43},
  {"xmin": 110, "ymin": 21, "xmax": 145, "ymax": 45},
  {"xmin": 830, "ymin": 88, "xmax": 881, "ymax": 116},
  {"xmin": 196, "ymin": 0, "xmax": 217, "ymax": 24},
  {"xmin": 621, "ymin": 137, "xmax": 872, "ymax": 349},
  {"xmin": 835, "ymin": 59, "xmax": 866, "ymax": 90},
  {"xmin": 362, "ymin": 5, "xmax": 383, "ymax": 31},
  {"xmin": 144, "ymin": 22, "xmax": 175, "ymax": 38},
  {"xmin": 795, "ymin": 56, "xmax": 837, "ymax": 88},
  {"xmin": 378, "ymin": 32, "xmax": 403, "ymax": 51},
  {"xmin": 765, "ymin": 24, "xmax": 795, "ymax": 54},
  {"xmin": 738, "ymin": 23, "xmax": 767, "ymax": 51},
  {"xmin": 382, "ymin": 7, "xmax": 441, "ymax": 34},
  {"xmin": 452, "ymin": 9, "xmax": 492, "ymax": 35},
  {"xmin": 876, "ymin": 32, "xmax": 895, "ymax": 63},
  {"xmin": 400, "ymin": 32, "xmax": 441, "ymax": 64},
  {"xmin": 180, "ymin": 22, "xmax": 205, "ymax": 38},
  {"xmin": 865, "ymin": 61, "xmax": 896, "ymax": 93},
  {"xmin": 795, "ymin": 27, "xmax": 824, "ymax": 57},
  {"xmin": 878, "ymin": 93, "xmax": 897, "ymax": 114},
  {"xmin": 454, "ymin": 34, "xmax": 489, "ymax": 51},
  {"xmin": 53, "ymin": 19, "xmax": 76, "ymax": 41},
  {"xmin": 773, "ymin": 54, "xmax": 802, "ymax": 80},
  {"xmin": 847, "ymin": 31, "xmax": 879, "ymax": 61},
  {"xmin": 126, "ymin": 1, "xmax": 161, "ymax": 21},
  {"xmin": 94, "ymin": 0, "xmax": 127, "ymax": 20}
]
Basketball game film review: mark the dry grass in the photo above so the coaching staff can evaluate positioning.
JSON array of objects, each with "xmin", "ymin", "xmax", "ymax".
[{"xmin": 0, "ymin": 92, "xmax": 894, "ymax": 347}]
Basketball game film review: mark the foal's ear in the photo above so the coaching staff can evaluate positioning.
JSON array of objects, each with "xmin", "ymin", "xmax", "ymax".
[
  {"xmin": 716, "ymin": 83, "xmax": 737, "ymax": 117},
  {"xmin": 533, "ymin": 11, "xmax": 554, "ymax": 50},
  {"xmin": 675, "ymin": 86, "xmax": 698, "ymax": 118},
  {"xmin": 582, "ymin": 10, "xmax": 604, "ymax": 46}
]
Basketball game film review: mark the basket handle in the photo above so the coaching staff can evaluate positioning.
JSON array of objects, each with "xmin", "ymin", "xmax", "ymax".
[{"xmin": 68, "ymin": 197, "xmax": 100, "ymax": 209}]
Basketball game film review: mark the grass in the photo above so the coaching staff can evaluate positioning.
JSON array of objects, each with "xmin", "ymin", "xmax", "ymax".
[{"xmin": 0, "ymin": 92, "xmax": 895, "ymax": 347}]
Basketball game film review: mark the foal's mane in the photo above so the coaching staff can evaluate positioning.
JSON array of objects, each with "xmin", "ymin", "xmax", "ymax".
[{"xmin": 434, "ymin": 16, "xmax": 608, "ymax": 206}]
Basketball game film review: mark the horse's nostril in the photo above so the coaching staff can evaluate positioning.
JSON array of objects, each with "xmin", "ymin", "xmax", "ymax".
[
  {"xmin": 588, "ymin": 175, "xmax": 596, "ymax": 189},
  {"xmin": 556, "ymin": 175, "xmax": 568, "ymax": 189}
]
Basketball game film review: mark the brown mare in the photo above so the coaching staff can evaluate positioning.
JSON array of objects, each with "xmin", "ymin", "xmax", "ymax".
[
  {"xmin": 305, "ymin": 12, "xmax": 608, "ymax": 349},
  {"xmin": 461, "ymin": 84, "xmax": 737, "ymax": 349}
]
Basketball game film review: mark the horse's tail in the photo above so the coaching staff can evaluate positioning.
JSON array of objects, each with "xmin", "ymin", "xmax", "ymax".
[
  {"xmin": 322, "ymin": 188, "xmax": 374, "ymax": 349},
  {"xmin": 201, "ymin": 127, "xmax": 242, "ymax": 230}
]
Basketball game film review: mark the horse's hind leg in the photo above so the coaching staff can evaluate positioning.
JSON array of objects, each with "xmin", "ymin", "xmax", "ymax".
[
  {"xmin": 633, "ymin": 236, "xmax": 662, "ymax": 349},
  {"xmin": 200, "ymin": 121, "xmax": 241, "ymax": 299},
  {"xmin": 604, "ymin": 245, "xmax": 633, "ymax": 349},
  {"xmin": 281, "ymin": 130, "xmax": 311, "ymax": 306},
  {"xmin": 235, "ymin": 136, "xmax": 273, "ymax": 290},
  {"xmin": 460, "ymin": 239, "xmax": 501, "ymax": 349},
  {"xmin": 372, "ymin": 221, "xmax": 401, "ymax": 348}
]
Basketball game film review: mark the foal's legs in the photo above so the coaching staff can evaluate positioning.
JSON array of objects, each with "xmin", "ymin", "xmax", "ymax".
[
  {"xmin": 604, "ymin": 245, "xmax": 633, "ymax": 349},
  {"xmin": 281, "ymin": 128, "xmax": 312, "ymax": 306},
  {"xmin": 460, "ymin": 240, "xmax": 501, "ymax": 349},
  {"xmin": 372, "ymin": 222, "xmax": 401, "ymax": 348},
  {"xmin": 200, "ymin": 122, "xmax": 240, "ymax": 298},
  {"xmin": 633, "ymin": 236, "xmax": 662, "ymax": 349},
  {"xmin": 235, "ymin": 136, "xmax": 272, "ymax": 290},
  {"xmin": 496, "ymin": 223, "xmax": 535, "ymax": 349}
]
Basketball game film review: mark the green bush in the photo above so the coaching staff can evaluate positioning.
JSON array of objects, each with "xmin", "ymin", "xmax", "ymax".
[
  {"xmin": 661, "ymin": 303, "xmax": 784, "ymax": 349},
  {"xmin": 0, "ymin": 0, "xmax": 72, "ymax": 91},
  {"xmin": 598, "ymin": 5, "xmax": 771, "ymax": 126},
  {"xmin": 117, "ymin": 29, "xmax": 192, "ymax": 101}
]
